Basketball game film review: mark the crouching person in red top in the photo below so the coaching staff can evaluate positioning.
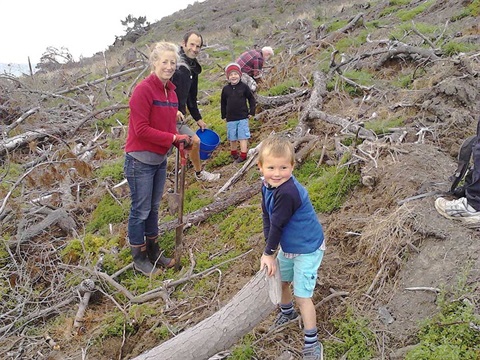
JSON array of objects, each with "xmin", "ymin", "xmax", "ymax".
[{"xmin": 124, "ymin": 41, "xmax": 192, "ymax": 276}]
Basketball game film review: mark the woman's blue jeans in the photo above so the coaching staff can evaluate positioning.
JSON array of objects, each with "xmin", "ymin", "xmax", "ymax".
[{"xmin": 124, "ymin": 154, "xmax": 167, "ymax": 245}]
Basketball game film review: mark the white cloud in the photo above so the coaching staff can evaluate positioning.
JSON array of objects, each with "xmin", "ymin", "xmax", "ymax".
[{"xmin": 2, "ymin": 0, "xmax": 203, "ymax": 64}]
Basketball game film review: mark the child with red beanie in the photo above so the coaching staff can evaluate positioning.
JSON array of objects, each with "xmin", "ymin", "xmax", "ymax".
[{"xmin": 221, "ymin": 63, "xmax": 256, "ymax": 163}]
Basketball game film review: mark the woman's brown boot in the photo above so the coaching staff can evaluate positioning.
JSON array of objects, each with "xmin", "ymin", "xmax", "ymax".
[
  {"xmin": 130, "ymin": 243, "xmax": 161, "ymax": 276},
  {"xmin": 145, "ymin": 237, "xmax": 175, "ymax": 268}
]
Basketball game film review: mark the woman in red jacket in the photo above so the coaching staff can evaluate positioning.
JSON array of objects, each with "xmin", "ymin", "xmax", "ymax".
[{"xmin": 124, "ymin": 41, "xmax": 191, "ymax": 276}]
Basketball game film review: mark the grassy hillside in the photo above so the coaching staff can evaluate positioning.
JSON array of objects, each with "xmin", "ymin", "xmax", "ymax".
[{"xmin": 0, "ymin": 0, "xmax": 479, "ymax": 359}]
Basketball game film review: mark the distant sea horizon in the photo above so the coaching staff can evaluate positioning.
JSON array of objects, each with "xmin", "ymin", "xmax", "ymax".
[{"xmin": 0, "ymin": 63, "xmax": 37, "ymax": 77}]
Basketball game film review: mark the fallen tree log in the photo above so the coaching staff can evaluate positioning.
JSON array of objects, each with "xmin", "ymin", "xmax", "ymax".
[
  {"xmin": 132, "ymin": 268, "xmax": 278, "ymax": 360},
  {"xmin": 308, "ymin": 109, "xmax": 376, "ymax": 140},
  {"xmin": 11, "ymin": 208, "xmax": 76, "ymax": 247},
  {"xmin": 256, "ymin": 89, "xmax": 308, "ymax": 107},
  {"xmin": 374, "ymin": 43, "xmax": 440, "ymax": 69}
]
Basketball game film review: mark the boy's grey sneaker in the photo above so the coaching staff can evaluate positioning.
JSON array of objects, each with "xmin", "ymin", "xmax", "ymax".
[
  {"xmin": 272, "ymin": 309, "xmax": 299, "ymax": 328},
  {"xmin": 302, "ymin": 342, "xmax": 323, "ymax": 360},
  {"xmin": 195, "ymin": 170, "xmax": 220, "ymax": 182},
  {"xmin": 435, "ymin": 197, "xmax": 480, "ymax": 223}
]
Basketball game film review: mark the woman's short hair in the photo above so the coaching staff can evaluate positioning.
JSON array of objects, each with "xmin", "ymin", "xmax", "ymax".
[{"xmin": 149, "ymin": 42, "xmax": 180, "ymax": 71}]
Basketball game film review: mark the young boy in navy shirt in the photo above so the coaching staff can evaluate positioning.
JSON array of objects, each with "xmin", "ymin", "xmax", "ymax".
[{"xmin": 258, "ymin": 135, "xmax": 325, "ymax": 360}]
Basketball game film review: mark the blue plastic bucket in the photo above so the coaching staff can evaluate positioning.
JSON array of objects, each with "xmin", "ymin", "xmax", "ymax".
[{"xmin": 196, "ymin": 129, "xmax": 220, "ymax": 160}]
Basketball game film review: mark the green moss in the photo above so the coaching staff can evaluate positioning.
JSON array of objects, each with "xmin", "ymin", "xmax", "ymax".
[
  {"xmin": 327, "ymin": 19, "xmax": 349, "ymax": 32},
  {"xmin": 295, "ymin": 158, "xmax": 360, "ymax": 213},
  {"xmin": 396, "ymin": 0, "xmax": 435, "ymax": 21},
  {"xmin": 389, "ymin": 0, "xmax": 411, "ymax": 5},
  {"xmin": 95, "ymin": 159, "xmax": 124, "ymax": 182},
  {"xmin": 442, "ymin": 41, "xmax": 478, "ymax": 56},
  {"xmin": 335, "ymin": 31, "xmax": 368, "ymax": 53},
  {"xmin": 103, "ymin": 138, "xmax": 125, "ymax": 158},
  {"xmin": 0, "ymin": 241, "xmax": 9, "ymax": 267},
  {"xmin": 365, "ymin": 117, "xmax": 405, "ymax": 135},
  {"xmin": 230, "ymin": 334, "xmax": 255, "ymax": 359},
  {"xmin": 61, "ymin": 238, "xmax": 84, "ymax": 263},
  {"xmin": 61, "ymin": 234, "xmax": 120, "ymax": 264},
  {"xmin": 325, "ymin": 308, "xmax": 376, "ymax": 359},
  {"xmin": 219, "ymin": 206, "xmax": 263, "ymax": 247},
  {"xmin": 393, "ymin": 74, "xmax": 414, "ymax": 88},
  {"xmin": 0, "ymin": 162, "xmax": 24, "ymax": 195},
  {"xmin": 208, "ymin": 150, "xmax": 234, "ymax": 167},
  {"xmin": 451, "ymin": 0, "xmax": 480, "ymax": 20},
  {"xmin": 329, "ymin": 70, "xmax": 374, "ymax": 96},
  {"xmin": 95, "ymin": 110, "xmax": 129, "ymax": 131},
  {"xmin": 279, "ymin": 116, "xmax": 299, "ymax": 132},
  {"xmin": 100, "ymin": 309, "xmax": 134, "ymax": 338},
  {"xmin": 267, "ymin": 79, "xmax": 301, "ymax": 96},
  {"xmin": 184, "ymin": 187, "xmax": 214, "ymax": 213},
  {"xmin": 153, "ymin": 325, "xmax": 172, "ymax": 340},
  {"xmin": 86, "ymin": 195, "xmax": 129, "ymax": 232},
  {"xmin": 379, "ymin": 5, "xmax": 398, "ymax": 17},
  {"xmin": 406, "ymin": 293, "xmax": 480, "ymax": 359}
]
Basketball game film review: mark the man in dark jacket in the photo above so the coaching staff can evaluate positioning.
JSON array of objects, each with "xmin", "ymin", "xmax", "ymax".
[{"xmin": 171, "ymin": 31, "xmax": 220, "ymax": 182}]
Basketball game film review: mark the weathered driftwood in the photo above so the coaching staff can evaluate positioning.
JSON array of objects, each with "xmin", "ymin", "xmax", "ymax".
[
  {"xmin": 11, "ymin": 208, "xmax": 76, "ymax": 248},
  {"xmin": 318, "ymin": 13, "xmax": 364, "ymax": 45},
  {"xmin": 255, "ymin": 89, "xmax": 308, "ymax": 107},
  {"xmin": 0, "ymin": 128, "xmax": 66, "ymax": 155},
  {"xmin": 76, "ymin": 250, "xmax": 253, "ymax": 305},
  {"xmin": 294, "ymin": 135, "xmax": 319, "ymax": 164},
  {"xmin": 73, "ymin": 279, "xmax": 96, "ymax": 330},
  {"xmin": 216, "ymin": 145, "xmax": 261, "ymax": 195},
  {"xmin": 3, "ymin": 107, "xmax": 40, "ymax": 135},
  {"xmin": 132, "ymin": 268, "xmax": 278, "ymax": 360},
  {"xmin": 298, "ymin": 71, "xmax": 328, "ymax": 135},
  {"xmin": 308, "ymin": 109, "xmax": 376, "ymax": 140},
  {"xmin": 0, "ymin": 295, "xmax": 76, "ymax": 336},
  {"xmin": 374, "ymin": 43, "xmax": 440, "ymax": 69},
  {"xmin": 55, "ymin": 65, "xmax": 148, "ymax": 95}
]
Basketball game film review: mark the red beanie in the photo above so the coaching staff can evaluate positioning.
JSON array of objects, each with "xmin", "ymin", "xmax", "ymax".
[{"xmin": 225, "ymin": 62, "xmax": 241, "ymax": 78}]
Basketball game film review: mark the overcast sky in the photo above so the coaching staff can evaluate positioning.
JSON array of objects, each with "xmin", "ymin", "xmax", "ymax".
[{"xmin": 1, "ymin": 0, "xmax": 204, "ymax": 64}]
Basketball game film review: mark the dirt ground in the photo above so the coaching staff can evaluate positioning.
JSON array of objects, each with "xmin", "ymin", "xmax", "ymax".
[{"xmin": 1, "ymin": 0, "xmax": 480, "ymax": 359}]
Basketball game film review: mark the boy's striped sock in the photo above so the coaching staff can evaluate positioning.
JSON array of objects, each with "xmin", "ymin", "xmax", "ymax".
[
  {"xmin": 304, "ymin": 327, "xmax": 318, "ymax": 348},
  {"xmin": 280, "ymin": 302, "xmax": 294, "ymax": 316}
]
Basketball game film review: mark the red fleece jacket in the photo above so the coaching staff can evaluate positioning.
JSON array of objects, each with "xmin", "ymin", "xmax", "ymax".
[{"xmin": 125, "ymin": 73, "xmax": 178, "ymax": 155}]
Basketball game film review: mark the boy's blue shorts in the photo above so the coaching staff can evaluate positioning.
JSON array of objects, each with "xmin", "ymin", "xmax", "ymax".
[
  {"xmin": 227, "ymin": 119, "xmax": 250, "ymax": 141},
  {"xmin": 278, "ymin": 248, "xmax": 324, "ymax": 298}
]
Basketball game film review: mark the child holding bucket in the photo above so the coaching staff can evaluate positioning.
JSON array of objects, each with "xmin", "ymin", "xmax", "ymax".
[{"xmin": 221, "ymin": 63, "xmax": 256, "ymax": 163}]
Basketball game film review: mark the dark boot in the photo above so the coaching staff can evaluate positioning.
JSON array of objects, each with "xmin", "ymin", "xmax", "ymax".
[
  {"xmin": 130, "ymin": 244, "xmax": 161, "ymax": 276},
  {"xmin": 146, "ymin": 236, "xmax": 175, "ymax": 268}
]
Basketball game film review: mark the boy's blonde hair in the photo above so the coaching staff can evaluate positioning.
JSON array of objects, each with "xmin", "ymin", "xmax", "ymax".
[{"xmin": 258, "ymin": 135, "xmax": 295, "ymax": 165}]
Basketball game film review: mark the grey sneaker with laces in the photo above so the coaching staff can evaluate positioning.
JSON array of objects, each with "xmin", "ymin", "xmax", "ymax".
[
  {"xmin": 195, "ymin": 170, "xmax": 220, "ymax": 182},
  {"xmin": 271, "ymin": 309, "xmax": 299, "ymax": 328},
  {"xmin": 302, "ymin": 342, "xmax": 323, "ymax": 360},
  {"xmin": 435, "ymin": 197, "xmax": 480, "ymax": 223}
]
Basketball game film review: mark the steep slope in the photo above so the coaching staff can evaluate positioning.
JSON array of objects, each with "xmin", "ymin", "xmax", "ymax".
[{"xmin": 0, "ymin": 0, "xmax": 479, "ymax": 359}]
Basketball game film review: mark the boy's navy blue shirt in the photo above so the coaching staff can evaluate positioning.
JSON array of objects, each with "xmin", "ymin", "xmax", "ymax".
[
  {"xmin": 262, "ymin": 176, "xmax": 324, "ymax": 255},
  {"xmin": 220, "ymin": 81, "xmax": 256, "ymax": 121}
]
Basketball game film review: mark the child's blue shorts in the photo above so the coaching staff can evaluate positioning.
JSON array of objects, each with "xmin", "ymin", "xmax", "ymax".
[
  {"xmin": 227, "ymin": 119, "xmax": 250, "ymax": 141},
  {"xmin": 278, "ymin": 248, "xmax": 324, "ymax": 298}
]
